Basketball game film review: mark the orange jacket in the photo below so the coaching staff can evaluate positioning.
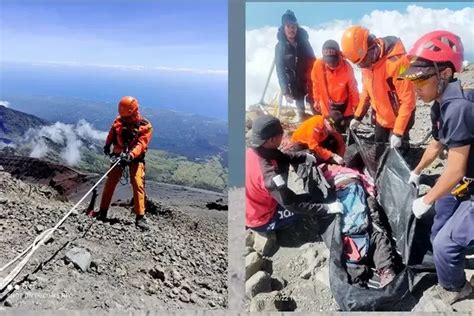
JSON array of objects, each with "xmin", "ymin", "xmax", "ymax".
[
  {"xmin": 291, "ymin": 115, "xmax": 345, "ymax": 161},
  {"xmin": 311, "ymin": 58, "xmax": 359, "ymax": 117},
  {"xmin": 354, "ymin": 37, "xmax": 416, "ymax": 136},
  {"xmin": 105, "ymin": 113, "xmax": 153, "ymax": 159}
]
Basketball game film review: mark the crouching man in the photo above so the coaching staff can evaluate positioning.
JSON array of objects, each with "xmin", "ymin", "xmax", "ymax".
[{"xmin": 245, "ymin": 115, "xmax": 343, "ymax": 233}]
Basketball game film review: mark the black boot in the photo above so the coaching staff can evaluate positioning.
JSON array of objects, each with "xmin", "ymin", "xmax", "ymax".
[
  {"xmin": 135, "ymin": 215, "xmax": 149, "ymax": 231},
  {"xmin": 97, "ymin": 209, "xmax": 108, "ymax": 222}
]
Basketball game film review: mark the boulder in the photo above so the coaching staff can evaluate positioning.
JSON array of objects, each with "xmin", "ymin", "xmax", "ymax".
[
  {"xmin": 245, "ymin": 271, "xmax": 271, "ymax": 298},
  {"xmin": 245, "ymin": 252, "xmax": 263, "ymax": 280},
  {"xmin": 253, "ymin": 231, "xmax": 278, "ymax": 256},
  {"xmin": 65, "ymin": 247, "xmax": 91, "ymax": 272}
]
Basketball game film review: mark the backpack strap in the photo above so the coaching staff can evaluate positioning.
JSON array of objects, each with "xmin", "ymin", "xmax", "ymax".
[{"xmin": 323, "ymin": 63, "xmax": 349, "ymax": 113}]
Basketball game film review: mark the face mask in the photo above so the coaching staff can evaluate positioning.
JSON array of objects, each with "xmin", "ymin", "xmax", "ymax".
[{"xmin": 358, "ymin": 43, "xmax": 379, "ymax": 69}]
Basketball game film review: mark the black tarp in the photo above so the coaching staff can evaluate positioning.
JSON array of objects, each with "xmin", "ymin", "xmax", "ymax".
[{"xmin": 321, "ymin": 131, "xmax": 436, "ymax": 311}]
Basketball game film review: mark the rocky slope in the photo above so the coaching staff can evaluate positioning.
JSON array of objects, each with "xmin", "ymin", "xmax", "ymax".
[{"xmin": 0, "ymin": 165, "xmax": 228, "ymax": 311}]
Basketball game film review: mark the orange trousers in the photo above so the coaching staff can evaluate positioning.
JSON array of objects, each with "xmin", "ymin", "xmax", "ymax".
[{"xmin": 99, "ymin": 162, "xmax": 146, "ymax": 216}]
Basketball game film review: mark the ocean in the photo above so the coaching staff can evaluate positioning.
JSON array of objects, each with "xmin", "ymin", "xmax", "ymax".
[{"xmin": 0, "ymin": 62, "xmax": 228, "ymax": 120}]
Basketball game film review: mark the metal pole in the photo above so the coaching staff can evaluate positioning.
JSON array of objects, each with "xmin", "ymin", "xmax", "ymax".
[{"xmin": 259, "ymin": 59, "xmax": 276, "ymax": 105}]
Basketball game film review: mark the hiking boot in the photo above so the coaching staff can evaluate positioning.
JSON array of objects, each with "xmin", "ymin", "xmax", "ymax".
[
  {"xmin": 87, "ymin": 209, "xmax": 107, "ymax": 222},
  {"xmin": 97, "ymin": 209, "xmax": 108, "ymax": 222},
  {"xmin": 431, "ymin": 281, "xmax": 472, "ymax": 305},
  {"xmin": 135, "ymin": 215, "xmax": 150, "ymax": 231},
  {"xmin": 379, "ymin": 267, "xmax": 396, "ymax": 287}
]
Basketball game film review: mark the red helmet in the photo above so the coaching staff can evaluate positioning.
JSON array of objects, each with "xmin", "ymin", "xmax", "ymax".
[
  {"xmin": 118, "ymin": 96, "xmax": 139, "ymax": 117},
  {"xmin": 408, "ymin": 30, "xmax": 464, "ymax": 72}
]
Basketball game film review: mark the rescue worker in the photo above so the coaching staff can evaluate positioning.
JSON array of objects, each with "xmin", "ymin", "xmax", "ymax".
[
  {"xmin": 290, "ymin": 112, "xmax": 346, "ymax": 165},
  {"xmin": 311, "ymin": 39, "xmax": 359, "ymax": 131},
  {"xmin": 246, "ymin": 115, "xmax": 343, "ymax": 233},
  {"xmin": 275, "ymin": 10, "xmax": 316, "ymax": 122},
  {"xmin": 90, "ymin": 96, "xmax": 153, "ymax": 231},
  {"xmin": 401, "ymin": 31, "xmax": 473, "ymax": 304},
  {"xmin": 341, "ymin": 26, "xmax": 416, "ymax": 153}
]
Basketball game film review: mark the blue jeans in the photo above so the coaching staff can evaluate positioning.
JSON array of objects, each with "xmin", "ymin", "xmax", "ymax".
[
  {"xmin": 432, "ymin": 199, "xmax": 474, "ymax": 289},
  {"xmin": 251, "ymin": 205, "xmax": 300, "ymax": 232}
]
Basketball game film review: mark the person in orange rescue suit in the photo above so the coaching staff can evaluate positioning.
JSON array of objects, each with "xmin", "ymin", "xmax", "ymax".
[
  {"xmin": 291, "ymin": 112, "xmax": 346, "ymax": 165},
  {"xmin": 311, "ymin": 39, "xmax": 359, "ymax": 132},
  {"xmin": 90, "ymin": 96, "xmax": 153, "ymax": 231},
  {"xmin": 341, "ymin": 26, "xmax": 416, "ymax": 155}
]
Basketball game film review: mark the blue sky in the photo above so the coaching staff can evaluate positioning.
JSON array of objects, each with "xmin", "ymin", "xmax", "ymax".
[
  {"xmin": 245, "ymin": 2, "xmax": 473, "ymax": 106},
  {"xmin": 246, "ymin": 2, "xmax": 471, "ymax": 29},
  {"xmin": 0, "ymin": 0, "xmax": 227, "ymax": 71}
]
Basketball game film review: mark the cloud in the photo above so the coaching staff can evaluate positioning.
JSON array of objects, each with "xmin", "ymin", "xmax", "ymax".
[
  {"xmin": 29, "ymin": 138, "xmax": 49, "ymax": 159},
  {"xmin": 29, "ymin": 61, "xmax": 227, "ymax": 75},
  {"xmin": 0, "ymin": 101, "xmax": 10, "ymax": 108},
  {"xmin": 23, "ymin": 120, "xmax": 107, "ymax": 166},
  {"xmin": 76, "ymin": 119, "xmax": 108, "ymax": 141},
  {"xmin": 153, "ymin": 66, "xmax": 228, "ymax": 75},
  {"xmin": 246, "ymin": 5, "xmax": 474, "ymax": 107}
]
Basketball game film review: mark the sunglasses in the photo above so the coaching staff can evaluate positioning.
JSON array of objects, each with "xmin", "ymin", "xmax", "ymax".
[{"xmin": 412, "ymin": 73, "xmax": 436, "ymax": 88}]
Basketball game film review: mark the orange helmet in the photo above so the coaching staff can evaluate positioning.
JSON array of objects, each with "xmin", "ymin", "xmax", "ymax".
[
  {"xmin": 341, "ymin": 26, "xmax": 370, "ymax": 64},
  {"xmin": 118, "ymin": 96, "xmax": 139, "ymax": 117}
]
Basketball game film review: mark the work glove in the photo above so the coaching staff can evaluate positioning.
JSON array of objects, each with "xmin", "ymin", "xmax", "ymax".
[
  {"xmin": 332, "ymin": 154, "xmax": 344, "ymax": 165},
  {"xmin": 349, "ymin": 118, "xmax": 361, "ymax": 130},
  {"xmin": 305, "ymin": 153, "xmax": 317, "ymax": 165},
  {"xmin": 408, "ymin": 171, "xmax": 421, "ymax": 188},
  {"xmin": 103, "ymin": 144, "xmax": 111, "ymax": 156},
  {"xmin": 120, "ymin": 152, "xmax": 133, "ymax": 164},
  {"xmin": 412, "ymin": 196, "xmax": 432, "ymax": 219},
  {"xmin": 327, "ymin": 201, "xmax": 344, "ymax": 214},
  {"xmin": 390, "ymin": 134, "xmax": 402, "ymax": 149}
]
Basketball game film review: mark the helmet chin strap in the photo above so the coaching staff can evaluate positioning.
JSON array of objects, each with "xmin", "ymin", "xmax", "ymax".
[{"xmin": 434, "ymin": 62, "xmax": 448, "ymax": 97}]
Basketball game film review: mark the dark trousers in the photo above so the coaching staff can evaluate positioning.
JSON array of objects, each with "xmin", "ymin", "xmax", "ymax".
[
  {"xmin": 346, "ymin": 198, "xmax": 395, "ymax": 287},
  {"xmin": 251, "ymin": 205, "xmax": 301, "ymax": 233},
  {"xmin": 432, "ymin": 198, "xmax": 474, "ymax": 289},
  {"xmin": 432, "ymin": 194, "xmax": 461, "ymax": 242},
  {"xmin": 295, "ymin": 98, "xmax": 305, "ymax": 115},
  {"xmin": 374, "ymin": 122, "xmax": 411, "ymax": 158}
]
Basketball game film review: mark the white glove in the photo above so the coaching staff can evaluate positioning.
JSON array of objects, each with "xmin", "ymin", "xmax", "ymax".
[
  {"xmin": 349, "ymin": 119, "xmax": 360, "ymax": 130},
  {"xmin": 390, "ymin": 134, "xmax": 402, "ymax": 148},
  {"xmin": 408, "ymin": 171, "xmax": 421, "ymax": 187},
  {"xmin": 332, "ymin": 154, "xmax": 344, "ymax": 165},
  {"xmin": 412, "ymin": 196, "xmax": 432, "ymax": 219},
  {"xmin": 305, "ymin": 153, "xmax": 317, "ymax": 164},
  {"xmin": 327, "ymin": 201, "xmax": 344, "ymax": 214}
]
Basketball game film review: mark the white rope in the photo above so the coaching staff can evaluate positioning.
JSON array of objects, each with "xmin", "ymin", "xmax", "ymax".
[
  {"xmin": 0, "ymin": 228, "xmax": 53, "ymax": 274},
  {"xmin": 0, "ymin": 158, "xmax": 121, "ymax": 291}
]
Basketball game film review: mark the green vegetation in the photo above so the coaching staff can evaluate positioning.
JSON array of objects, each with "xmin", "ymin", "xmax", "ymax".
[
  {"xmin": 3, "ymin": 145, "xmax": 227, "ymax": 192},
  {"xmin": 80, "ymin": 149, "xmax": 228, "ymax": 192}
]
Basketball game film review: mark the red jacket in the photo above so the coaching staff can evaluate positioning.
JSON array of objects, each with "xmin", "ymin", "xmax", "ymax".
[
  {"xmin": 291, "ymin": 115, "xmax": 345, "ymax": 161},
  {"xmin": 105, "ymin": 113, "xmax": 153, "ymax": 159},
  {"xmin": 355, "ymin": 37, "xmax": 416, "ymax": 136},
  {"xmin": 245, "ymin": 147, "xmax": 329, "ymax": 228},
  {"xmin": 311, "ymin": 58, "xmax": 359, "ymax": 117}
]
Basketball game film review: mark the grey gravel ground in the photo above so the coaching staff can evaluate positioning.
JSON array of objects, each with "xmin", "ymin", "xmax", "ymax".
[{"xmin": 0, "ymin": 170, "xmax": 228, "ymax": 311}]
